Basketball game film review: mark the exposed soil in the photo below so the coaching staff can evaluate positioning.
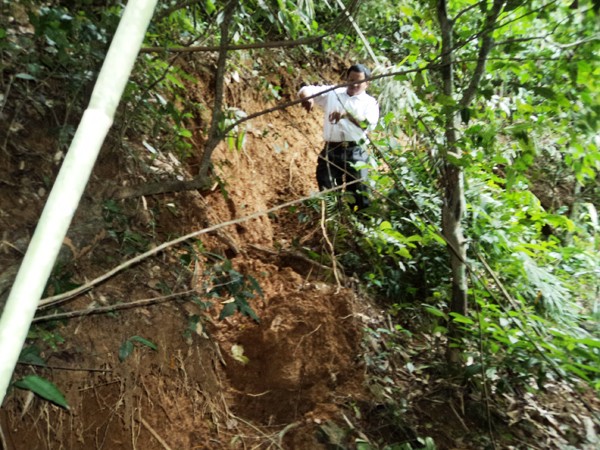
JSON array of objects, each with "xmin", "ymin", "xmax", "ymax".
[{"xmin": 1, "ymin": 47, "xmax": 598, "ymax": 450}]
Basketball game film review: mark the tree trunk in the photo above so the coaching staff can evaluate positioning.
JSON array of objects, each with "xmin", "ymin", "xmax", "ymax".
[
  {"xmin": 196, "ymin": 0, "xmax": 238, "ymax": 180},
  {"xmin": 437, "ymin": 0, "xmax": 468, "ymax": 365},
  {"xmin": 436, "ymin": 0, "xmax": 505, "ymax": 364}
]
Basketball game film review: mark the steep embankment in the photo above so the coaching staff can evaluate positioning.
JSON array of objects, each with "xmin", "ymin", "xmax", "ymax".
[{"xmin": 0, "ymin": 55, "xmax": 388, "ymax": 449}]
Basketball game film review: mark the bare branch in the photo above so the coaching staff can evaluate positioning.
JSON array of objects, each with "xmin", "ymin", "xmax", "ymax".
[
  {"xmin": 153, "ymin": 0, "xmax": 202, "ymax": 22},
  {"xmin": 35, "ymin": 290, "xmax": 197, "ymax": 322},
  {"xmin": 139, "ymin": 36, "xmax": 326, "ymax": 54},
  {"xmin": 39, "ymin": 182, "xmax": 360, "ymax": 310},
  {"xmin": 460, "ymin": 0, "xmax": 505, "ymax": 108}
]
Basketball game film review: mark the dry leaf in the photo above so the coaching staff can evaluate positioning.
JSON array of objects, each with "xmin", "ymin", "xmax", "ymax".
[{"xmin": 231, "ymin": 344, "xmax": 249, "ymax": 365}]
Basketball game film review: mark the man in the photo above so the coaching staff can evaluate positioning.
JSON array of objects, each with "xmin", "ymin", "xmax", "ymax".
[{"xmin": 298, "ymin": 64, "xmax": 379, "ymax": 210}]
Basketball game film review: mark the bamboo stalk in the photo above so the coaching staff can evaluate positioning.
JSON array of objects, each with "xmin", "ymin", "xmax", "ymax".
[{"xmin": 0, "ymin": 0, "xmax": 158, "ymax": 405}]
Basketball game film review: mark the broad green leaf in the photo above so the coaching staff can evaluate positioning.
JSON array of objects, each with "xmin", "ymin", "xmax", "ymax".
[
  {"xmin": 178, "ymin": 128, "xmax": 192, "ymax": 138},
  {"xmin": 379, "ymin": 221, "xmax": 392, "ymax": 230},
  {"xmin": 15, "ymin": 73, "xmax": 36, "ymax": 81},
  {"xmin": 18, "ymin": 346, "xmax": 46, "ymax": 366},
  {"xmin": 425, "ymin": 306, "xmax": 447, "ymax": 320},
  {"xmin": 129, "ymin": 335, "xmax": 158, "ymax": 351},
  {"xmin": 449, "ymin": 313, "xmax": 474, "ymax": 325},
  {"xmin": 219, "ymin": 301, "xmax": 237, "ymax": 320},
  {"xmin": 14, "ymin": 375, "xmax": 69, "ymax": 409},
  {"xmin": 573, "ymin": 338, "xmax": 600, "ymax": 349}
]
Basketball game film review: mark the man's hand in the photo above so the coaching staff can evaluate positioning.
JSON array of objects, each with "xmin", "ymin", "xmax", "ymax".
[
  {"xmin": 328, "ymin": 111, "xmax": 345, "ymax": 123},
  {"xmin": 301, "ymin": 98, "xmax": 313, "ymax": 113}
]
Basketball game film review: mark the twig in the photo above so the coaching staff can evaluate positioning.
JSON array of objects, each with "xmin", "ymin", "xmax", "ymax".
[
  {"xmin": 17, "ymin": 361, "xmax": 112, "ymax": 373},
  {"xmin": 139, "ymin": 36, "xmax": 326, "ymax": 54},
  {"xmin": 0, "ymin": 75, "xmax": 13, "ymax": 115},
  {"xmin": 276, "ymin": 422, "xmax": 300, "ymax": 447},
  {"xmin": 448, "ymin": 400, "xmax": 470, "ymax": 433},
  {"xmin": 34, "ymin": 289, "xmax": 197, "ymax": 322},
  {"xmin": 228, "ymin": 414, "xmax": 284, "ymax": 450},
  {"xmin": 139, "ymin": 415, "xmax": 173, "ymax": 450},
  {"xmin": 0, "ymin": 421, "xmax": 7, "ymax": 450},
  {"xmin": 335, "ymin": 0, "xmax": 378, "ymax": 64},
  {"xmin": 320, "ymin": 200, "xmax": 342, "ymax": 290},
  {"xmin": 293, "ymin": 324, "xmax": 322, "ymax": 356}
]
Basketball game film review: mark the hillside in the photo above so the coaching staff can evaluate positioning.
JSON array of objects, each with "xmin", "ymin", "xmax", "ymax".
[
  {"xmin": 0, "ymin": 52, "xmax": 398, "ymax": 449},
  {"xmin": 1, "ymin": 26, "xmax": 599, "ymax": 450}
]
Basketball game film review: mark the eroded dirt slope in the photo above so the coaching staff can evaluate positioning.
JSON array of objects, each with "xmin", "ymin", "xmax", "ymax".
[
  {"xmin": 1, "ymin": 51, "xmax": 598, "ymax": 450},
  {"xmin": 0, "ymin": 54, "xmax": 384, "ymax": 449}
]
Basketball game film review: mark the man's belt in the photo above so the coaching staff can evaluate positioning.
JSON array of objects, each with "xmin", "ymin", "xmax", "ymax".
[{"xmin": 326, "ymin": 141, "xmax": 359, "ymax": 148}]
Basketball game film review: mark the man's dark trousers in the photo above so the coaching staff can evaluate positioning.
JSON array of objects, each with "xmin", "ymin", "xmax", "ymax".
[{"xmin": 316, "ymin": 141, "xmax": 370, "ymax": 210}]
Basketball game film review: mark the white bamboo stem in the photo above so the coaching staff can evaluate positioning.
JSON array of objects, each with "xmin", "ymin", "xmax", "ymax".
[{"xmin": 0, "ymin": 0, "xmax": 158, "ymax": 405}]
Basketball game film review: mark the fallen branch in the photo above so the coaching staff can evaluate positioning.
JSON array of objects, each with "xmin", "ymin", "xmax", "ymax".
[
  {"xmin": 139, "ymin": 414, "xmax": 173, "ymax": 450},
  {"xmin": 16, "ymin": 362, "xmax": 112, "ymax": 373},
  {"xmin": 35, "ymin": 290, "xmax": 197, "ymax": 322},
  {"xmin": 38, "ymin": 184, "xmax": 356, "ymax": 311},
  {"xmin": 320, "ymin": 200, "xmax": 342, "ymax": 290}
]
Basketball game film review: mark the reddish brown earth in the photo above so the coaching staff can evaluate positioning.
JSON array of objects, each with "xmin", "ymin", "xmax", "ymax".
[
  {"xmin": 0, "ymin": 55, "xmax": 382, "ymax": 450},
  {"xmin": 1, "ymin": 51, "xmax": 598, "ymax": 450}
]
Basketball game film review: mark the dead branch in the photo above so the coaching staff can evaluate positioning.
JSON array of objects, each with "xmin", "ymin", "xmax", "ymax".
[
  {"xmin": 139, "ymin": 414, "xmax": 173, "ymax": 450},
  {"xmin": 38, "ymin": 185, "xmax": 351, "ymax": 310},
  {"xmin": 16, "ymin": 362, "xmax": 112, "ymax": 373},
  {"xmin": 34, "ymin": 290, "xmax": 197, "ymax": 322},
  {"xmin": 139, "ymin": 36, "xmax": 326, "ymax": 54}
]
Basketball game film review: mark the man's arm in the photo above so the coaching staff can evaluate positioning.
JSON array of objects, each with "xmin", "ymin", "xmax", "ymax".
[{"xmin": 298, "ymin": 89, "xmax": 314, "ymax": 113}]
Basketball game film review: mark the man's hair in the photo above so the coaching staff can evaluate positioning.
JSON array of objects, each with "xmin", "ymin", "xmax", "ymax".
[{"xmin": 347, "ymin": 64, "xmax": 371, "ymax": 79}]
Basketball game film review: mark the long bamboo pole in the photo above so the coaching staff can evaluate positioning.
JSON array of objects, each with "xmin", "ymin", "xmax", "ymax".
[{"xmin": 0, "ymin": 0, "xmax": 158, "ymax": 406}]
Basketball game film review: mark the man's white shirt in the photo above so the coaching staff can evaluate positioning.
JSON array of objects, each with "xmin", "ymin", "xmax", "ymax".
[{"xmin": 299, "ymin": 85, "xmax": 379, "ymax": 143}]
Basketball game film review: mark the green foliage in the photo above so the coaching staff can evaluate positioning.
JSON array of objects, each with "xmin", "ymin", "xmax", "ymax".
[
  {"xmin": 13, "ymin": 375, "xmax": 69, "ymax": 409},
  {"xmin": 103, "ymin": 199, "xmax": 152, "ymax": 254},
  {"xmin": 455, "ymin": 298, "xmax": 600, "ymax": 392},
  {"xmin": 353, "ymin": 0, "xmax": 600, "ymax": 396},
  {"xmin": 18, "ymin": 345, "xmax": 46, "ymax": 367},
  {"xmin": 118, "ymin": 335, "xmax": 158, "ymax": 362},
  {"xmin": 203, "ymin": 259, "xmax": 262, "ymax": 322},
  {"xmin": 27, "ymin": 323, "xmax": 65, "ymax": 351}
]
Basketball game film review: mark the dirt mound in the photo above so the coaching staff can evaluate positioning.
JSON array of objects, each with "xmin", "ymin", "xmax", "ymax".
[{"xmin": 217, "ymin": 262, "xmax": 364, "ymax": 423}]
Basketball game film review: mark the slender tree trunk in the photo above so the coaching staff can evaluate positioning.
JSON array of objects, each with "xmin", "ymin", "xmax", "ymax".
[
  {"xmin": 437, "ymin": 0, "xmax": 468, "ymax": 364},
  {"xmin": 196, "ymin": 0, "xmax": 238, "ymax": 180},
  {"xmin": 436, "ymin": 0, "xmax": 505, "ymax": 364}
]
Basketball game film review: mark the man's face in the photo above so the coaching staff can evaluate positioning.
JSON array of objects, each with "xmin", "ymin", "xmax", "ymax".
[{"xmin": 346, "ymin": 70, "xmax": 368, "ymax": 97}]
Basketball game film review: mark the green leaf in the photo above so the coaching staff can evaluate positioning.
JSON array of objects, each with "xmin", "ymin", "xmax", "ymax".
[
  {"xmin": 14, "ymin": 375, "xmax": 69, "ymax": 409},
  {"xmin": 425, "ymin": 306, "xmax": 448, "ymax": 320},
  {"xmin": 177, "ymin": 128, "xmax": 192, "ymax": 138},
  {"xmin": 379, "ymin": 220, "xmax": 392, "ymax": 230},
  {"xmin": 129, "ymin": 335, "xmax": 158, "ymax": 351},
  {"xmin": 15, "ymin": 73, "xmax": 37, "ymax": 81},
  {"xmin": 532, "ymin": 86, "xmax": 556, "ymax": 100},
  {"xmin": 18, "ymin": 346, "xmax": 46, "ymax": 366},
  {"xmin": 119, "ymin": 335, "xmax": 158, "ymax": 361},
  {"xmin": 449, "ymin": 313, "xmax": 474, "ymax": 325},
  {"xmin": 119, "ymin": 339, "xmax": 134, "ymax": 361},
  {"xmin": 574, "ymin": 338, "xmax": 600, "ymax": 349},
  {"xmin": 219, "ymin": 301, "xmax": 237, "ymax": 319}
]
